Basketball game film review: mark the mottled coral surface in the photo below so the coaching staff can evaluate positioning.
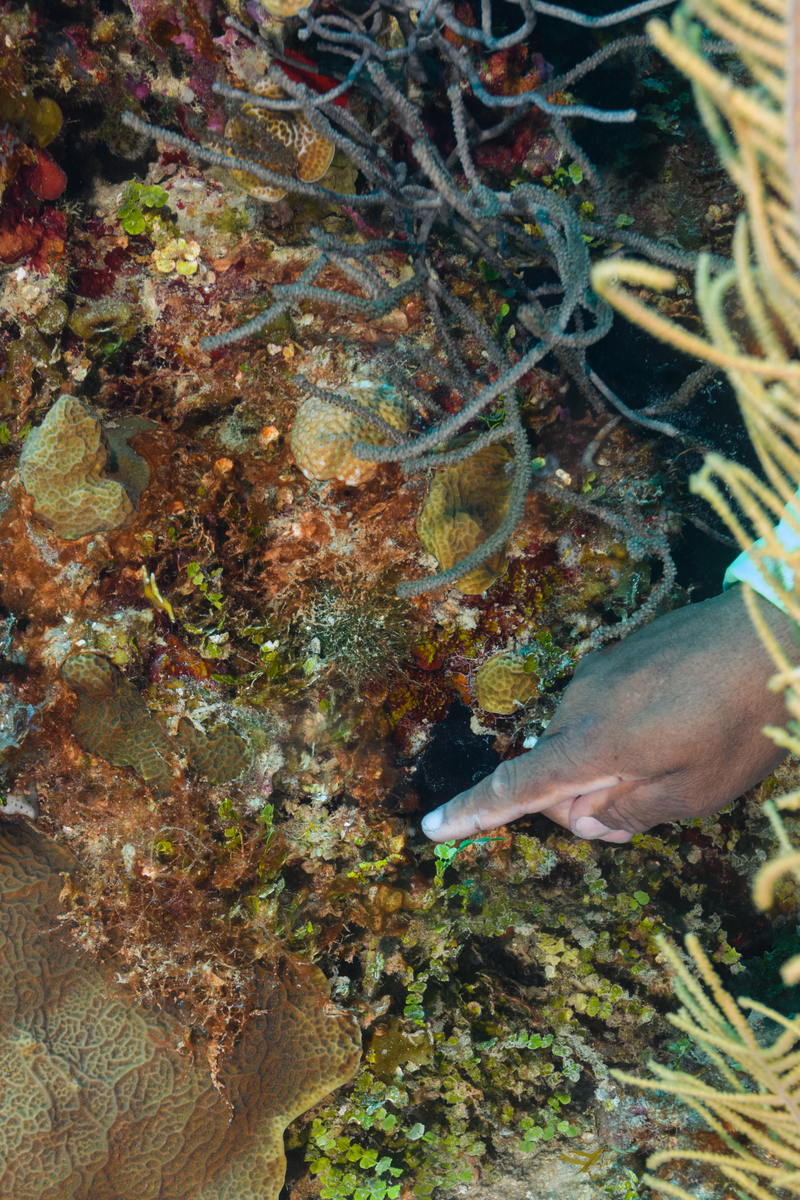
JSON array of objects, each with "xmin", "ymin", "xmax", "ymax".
[
  {"xmin": 18, "ymin": 395, "xmax": 148, "ymax": 540},
  {"xmin": 475, "ymin": 654, "xmax": 539, "ymax": 715},
  {"xmin": 61, "ymin": 651, "xmax": 177, "ymax": 794},
  {"xmin": 290, "ymin": 382, "xmax": 412, "ymax": 486},
  {"xmin": 178, "ymin": 714, "xmax": 251, "ymax": 783},
  {"xmin": 0, "ymin": 819, "xmax": 360, "ymax": 1200},
  {"xmin": 417, "ymin": 441, "xmax": 514, "ymax": 594},
  {"xmin": 227, "ymin": 81, "xmax": 335, "ymax": 204}
]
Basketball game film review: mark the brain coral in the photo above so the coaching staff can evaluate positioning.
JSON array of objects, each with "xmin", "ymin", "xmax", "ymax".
[
  {"xmin": 0, "ymin": 819, "xmax": 361, "ymax": 1200},
  {"xmin": 226, "ymin": 80, "xmax": 334, "ymax": 203},
  {"xmin": 60, "ymin": 652, "xmax": 176, "ymax": 795},
  {"xmin": 290, "ymin": 381, "xmax": 411, "ymax": 486},
  {"xmin": 475, "ymin": 653, "xmax": 539, "ymax": 715},
  {"xmin": 19, "ymin": 395, "xmax": 150, "ymax": 540},
  {"xmin": 178, "ymin": 716, "xmax": 252, "ymax": 784},
  {"xmin": 416, "ymin": 440, "xmax": 514, "ymax": 594}
]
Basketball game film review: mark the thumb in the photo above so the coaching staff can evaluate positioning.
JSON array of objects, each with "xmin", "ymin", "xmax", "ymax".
[{"xmin": 420, "ymin": 739, "xmax": 623, "ymax": 842}]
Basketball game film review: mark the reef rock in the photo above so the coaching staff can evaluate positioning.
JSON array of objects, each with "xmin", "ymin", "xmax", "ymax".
[
  {"xmin": 18, "ymin": 394, "xmax": 150, "ymax": 540},
  {"xmin": 0, "ymin": 819, "xmax": 362, "ymax": 1200},
  {"xmin": 417, "ymin": 440, "xmax": 514, "ymax": 594},
  {"xmin": 290, "ymin": 381, "xmax": 411, "ymax": 486}
]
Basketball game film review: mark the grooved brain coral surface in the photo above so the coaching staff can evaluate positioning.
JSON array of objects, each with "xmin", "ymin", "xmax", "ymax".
[
  {"xmin": 416, "ymin": 441, "xmax": 514, "ymax": 594},
  {"xmin": 60, "ymin": 653, "xmax": 176, "ymax": 794},
  {"xmin": 290, "ymin": 383, "xmax": 411, "ymax": 486},
  {"xmin": 18, "ymin": 395, "xmax": 149, "ymax": 540},
  {"xmin": 0, "ymin": 820, "xmax": 361, "ymax": 1200},
  {"xmin": 178, "ymin": 716, "xmax": 252, "ymax": 784},
  {"xmin": 474, "ymin": 654, "xmax": 539, "ymax": 715},
  {"xmin": 226, "ymin": 81, "xmax": 334, "ymax": 203}
]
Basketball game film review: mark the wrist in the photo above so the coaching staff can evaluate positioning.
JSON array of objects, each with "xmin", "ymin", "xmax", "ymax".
[{"xmin": 723, "ymin": 581, "xmax": 797, "ymax": 658}]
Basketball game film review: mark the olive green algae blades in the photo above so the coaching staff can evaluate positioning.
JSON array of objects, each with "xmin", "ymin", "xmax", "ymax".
[{"xmin": 0, "ymin": 820, "xmax": 361, "ymax": 1200}]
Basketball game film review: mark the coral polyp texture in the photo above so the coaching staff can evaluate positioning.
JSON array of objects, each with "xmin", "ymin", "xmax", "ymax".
[
  {"xmin": 257, "ymin": 0, "xmax": 309, "ymax": 15},
  {"xmin": 290, "ymin": 382, "xmax": 411, "ymax": 486},
  {"xmin": 60, "ymin": 652, "xmax": 176, "ymax": 795},
  {"xmin": 475, "ymin": 653, "xmax": 540, "ymax": 715},
  {"xmin": 226, "ymin": 80, "xmax": 335, "ymax": 203},
  {"xmin": 417, "ymin": 441, "xmax": 515, "ymax": 595},
  {"xmin": 177, "ymin": 716, "xmax": 252, "ymax": 784},
  {"xmin": 0, "ymin": 820, "xmax": 361, "ymax": 1200},
  {"xmin": 18, "ymin": 395, "xmax": 149, "ymax": 540}
]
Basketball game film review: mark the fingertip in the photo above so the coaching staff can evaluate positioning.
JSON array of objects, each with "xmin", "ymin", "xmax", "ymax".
[
  {"xmin": 600, "ymin": 828, "xmax": 634, "ymax": 844},
  {"xmin": 421, "ymin": 808, "xmax": 443, "ymax": 840}
]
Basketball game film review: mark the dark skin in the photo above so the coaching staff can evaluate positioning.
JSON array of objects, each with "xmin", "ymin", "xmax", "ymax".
[{"xmin": 421, "ymin": 585, "xmax": 796, "ymax": 844}]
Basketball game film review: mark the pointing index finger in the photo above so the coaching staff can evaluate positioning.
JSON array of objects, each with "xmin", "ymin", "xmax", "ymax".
[{"xmin": 420, "ymin": 737, "xmax": 623, "ymax": 842}]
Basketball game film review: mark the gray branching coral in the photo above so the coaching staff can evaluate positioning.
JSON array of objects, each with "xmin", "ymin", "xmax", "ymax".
[{"xmin": 122, "ymin": 0, "xmax": 726, "ymax": 611}]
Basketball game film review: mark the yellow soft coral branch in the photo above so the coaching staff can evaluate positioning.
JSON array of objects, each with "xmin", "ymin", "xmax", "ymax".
[{"xmin": 591, "ymin": 0, "xmax": 800, "ymax": 1192}]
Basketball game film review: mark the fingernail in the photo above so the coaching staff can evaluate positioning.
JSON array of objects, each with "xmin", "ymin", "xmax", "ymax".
[
  {"xmin": 574, "ymin": 816, "xmax": 613, "ymax": 839},
  {"xmin": 421, "ymin": 809, "xmax": 442, "ymax": 837}
]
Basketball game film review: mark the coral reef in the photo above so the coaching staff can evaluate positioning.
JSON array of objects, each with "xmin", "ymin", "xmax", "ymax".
[
  {"xmin": 475, "ymin": 654, "xmax": 539, "ymax": 715},
  {"xmin": 18, "ymin": 396, "xmax": 149, "ymax": 541},
  {"xmin": 0, "ymin": 1, "xmax": 793, "ymax": 1198},
  {"xmin": 0, "ymin": 819, "xmax": 361, "ymax": 1200},
  {"xmin": 178, "ymin": 715, "xmax": 251, "ymax": 783},
  {"xmin": 290, "ymin": 381, "xmax": 412, "ymax": 487},
  {"xmin": 417, "ymin": 441, "xmax": 516, "ymax": 595},
  {"xmin": 61, "ymin": 652, "xmax": 177, "ymax": 794},
  {"xmin": 226, "ymin": 81, "xmax": 335, "ymax": 204}
]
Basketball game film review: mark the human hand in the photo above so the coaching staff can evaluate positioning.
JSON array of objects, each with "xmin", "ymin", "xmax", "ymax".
[{"xmin": 421, "ymin": 585, "xmax": 795, "ymax": 844}]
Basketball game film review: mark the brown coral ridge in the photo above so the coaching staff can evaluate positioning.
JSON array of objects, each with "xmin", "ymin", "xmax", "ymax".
[
  {"xmin": 0, "ymin": 819, "xmax": 361, "ymax": 1200},
  {"xmin": 60, "ymin": 652, "xmax": 177, "ymax": 795},
  {"xmin": 178, "ymin": 715, "xmax": 252, "ymax": 783},
  {"xmin": 417, "ymin": 440, "xmax": 515, "ymax": 594},
  {"xmin": 18, "ymin": 395, "xmax": 152, "ymax": 541}
]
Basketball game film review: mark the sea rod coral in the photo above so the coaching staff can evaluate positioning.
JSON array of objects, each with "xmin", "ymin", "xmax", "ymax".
[{"xmin": 122, "ymin": 0, "xmax": 720, "ymax": 613}]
